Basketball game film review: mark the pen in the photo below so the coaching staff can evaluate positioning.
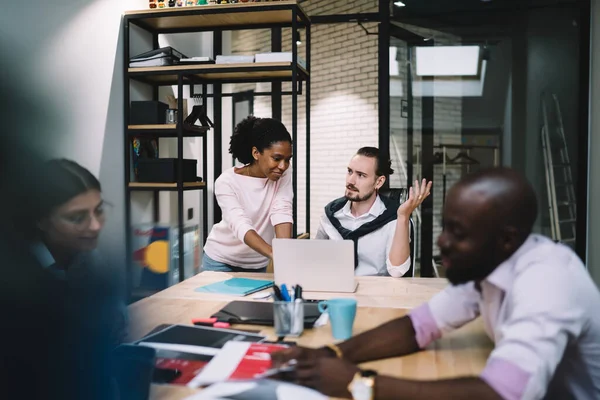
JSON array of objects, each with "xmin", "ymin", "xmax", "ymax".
[
  {"xmin": 273, "ymin": 285, "xmax": 284, "ymax": 301},
  {"xmin": 294, "ymin": 285, "xmax": 303, "ymax": 300},
  {"xmin": 280, "ymin": 284, "xmax": 292, "ymax": 302}
]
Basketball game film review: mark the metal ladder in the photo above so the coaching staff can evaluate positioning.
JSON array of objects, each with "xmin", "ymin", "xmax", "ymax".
[{"xmin": 540, "ymin": 93, "xmax": 577, "ymax": 245}]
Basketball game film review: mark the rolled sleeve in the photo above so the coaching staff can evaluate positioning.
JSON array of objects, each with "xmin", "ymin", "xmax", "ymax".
[
  {"xmin": 386, "ymin": 256, "xmax": 411, "ymax": 278},
  {"xmin": 481, "ymin": 358, "xmax": 532, "ymax": 400},
  {"xmin": 270, "ymin": 169, "xmax": 293, "ymax": 226},
  {"xmin": 409, "ymin": 283, "xmax": 481, "ymax": 348},
  {"xmin": 408, "ymin": 303, "xmax": 442, "ymax": 348},
  {"xmin": 214, "ymin": 179, "xmax": 255, "ymax": 242},
  {"xmin": 385, "ymin": 220, "xmax": 411, "ymax": 278},
  {"xmin": 480, "ymin": 264, "xmax": 585, "ymax": 400}
]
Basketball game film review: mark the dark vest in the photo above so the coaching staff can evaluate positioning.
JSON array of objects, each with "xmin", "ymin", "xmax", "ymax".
[{"xmin": 324, "ymin": 195, "xmax": 398, "ymax": 267}]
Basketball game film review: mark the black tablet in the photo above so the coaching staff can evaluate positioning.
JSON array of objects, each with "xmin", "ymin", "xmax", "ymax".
[{"xmin": 211, "ymin": 301, "xmax": 322, "ymax": 328}]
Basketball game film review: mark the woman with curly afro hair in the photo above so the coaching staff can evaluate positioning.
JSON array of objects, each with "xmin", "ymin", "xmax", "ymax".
[{"xmin": 202, "ymin": 116, "xmax": 294, "ymax": 272}]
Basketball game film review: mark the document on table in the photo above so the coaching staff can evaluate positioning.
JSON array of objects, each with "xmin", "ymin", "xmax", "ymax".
[{"xmin": 184, "ymin": 379, "xmax": 327, "ymax": 400}]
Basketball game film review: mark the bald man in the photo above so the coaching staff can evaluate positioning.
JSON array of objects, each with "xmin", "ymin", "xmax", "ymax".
[{"xmin": 271, "ymin": 168, "xmax": 600, "ymax": 400}]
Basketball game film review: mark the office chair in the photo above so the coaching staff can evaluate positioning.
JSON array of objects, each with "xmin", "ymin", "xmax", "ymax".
[{"xmin": 379, "ymin": 188, "xmax": 416, "ymax": 278}]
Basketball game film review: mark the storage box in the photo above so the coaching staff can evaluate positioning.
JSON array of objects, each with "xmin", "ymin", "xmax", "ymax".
[
  {"xmin": 131, "ymin": 101, "xmax": 169, "ymax": 125},
  {"xmin": 137, "ymin": 158, "xmax": 197, "ymax": 183},
  {"xmin": 131, "ymin": 223, "xmax": 201, "ymax": 291}
]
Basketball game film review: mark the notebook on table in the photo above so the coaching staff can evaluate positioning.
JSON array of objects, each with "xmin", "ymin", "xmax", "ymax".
[
  {"xmin": 136, "ymin": 324, "xmax": 265, "ymax": 354},
  {"xmin": 195, "ymin": 277, "xmax": 273, "ymax": 297}
]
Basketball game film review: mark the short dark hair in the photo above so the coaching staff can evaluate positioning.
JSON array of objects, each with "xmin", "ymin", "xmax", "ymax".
[
  {"xmin": 356, "ymin": 147, "xmax": 394, "ymax": 178},
  {"xmin": 229, "ymin": 116, "xmax": 292, "ymax": 164}
]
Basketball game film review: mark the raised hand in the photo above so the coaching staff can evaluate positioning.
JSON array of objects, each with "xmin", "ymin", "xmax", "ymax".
[{"xmin": 397, "ymin": 178, "xmax": 432, "ymax": 219}]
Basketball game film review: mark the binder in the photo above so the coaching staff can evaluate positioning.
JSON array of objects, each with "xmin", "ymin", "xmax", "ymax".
[
  {"xmin": 129, "ymin": 46, "xmax": 187, "ymax": 67},
  {"xmin": 195, "ymin": 277, "xmax": 273, "ymax": 296},
  {"xmin": 130, "ymin": 46, "xmax": 186, "ymax": 62}
]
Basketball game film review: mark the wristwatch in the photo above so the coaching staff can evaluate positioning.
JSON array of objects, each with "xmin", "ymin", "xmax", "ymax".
[{"xmin": 348, "ymin": 369, "xmax": 377, "ymax": 400}]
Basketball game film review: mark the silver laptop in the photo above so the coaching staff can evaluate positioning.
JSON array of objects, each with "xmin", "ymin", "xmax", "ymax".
[{"xmin": 272, "ymin": 239, "xmax": 358, "ymax": 293}]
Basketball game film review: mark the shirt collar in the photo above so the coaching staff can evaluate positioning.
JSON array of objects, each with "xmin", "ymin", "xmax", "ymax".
[
  {"xmin": 341, "ymin": 195, "xmax": 386, "ymax": 219},
  {"xmin": 31, "ymin": 242, "xmax": 56, "ymax": 269},
  {"xmin": 30, "ymin": 242, "xmax": 68, "ymax": 279},
  {"xmin": 483, "ymin": 234, "xmax": 543, "ymax": 291}
]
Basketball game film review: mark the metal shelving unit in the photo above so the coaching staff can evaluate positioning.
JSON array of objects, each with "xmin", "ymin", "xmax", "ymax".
[{"xmin": 123, "ymin": 1, "xmax": 311, "ymax": 300}]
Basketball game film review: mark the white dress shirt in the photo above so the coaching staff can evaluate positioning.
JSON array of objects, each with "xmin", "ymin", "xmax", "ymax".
[
  {"xmin": 315, "ymin": 195, "xmax": 411, "ymax": 277},
  {"xmin": 409, "ymin": 234, "xmax": 600, "ymax": 400}
]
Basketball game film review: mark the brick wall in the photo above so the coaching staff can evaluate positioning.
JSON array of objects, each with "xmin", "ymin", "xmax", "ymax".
[
  {"xmin": 231, "ymin": 0, "xmax": 379, "ymax": 236},
  {"xmin": 230, "ymin": 4, "xmax": 464, "ymax": 265}
]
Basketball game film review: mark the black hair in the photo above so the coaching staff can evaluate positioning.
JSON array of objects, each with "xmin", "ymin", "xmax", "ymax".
[
  {"xmin": 31, "ymin": 159, "xmax": 102, "ymax": 223},
  {"xmin": 229, "ymin": 116, "xmax": 292, "ymax": 164},
  {"xmin": 356, "ymin": 147, "xmax": 394, "ymax": 178}
]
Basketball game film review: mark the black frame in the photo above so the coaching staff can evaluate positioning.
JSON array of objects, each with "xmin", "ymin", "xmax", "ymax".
[
  {"xmin": 232, "ymin": 90, "xmax": 255, "ymax": 166},
  {"xmin": 123, "ymin": 3, "xmax": 311, "ymax": 300},
  {"xmin": 379, "ymin": 0, "xmax": 592, "ymax": 272}
]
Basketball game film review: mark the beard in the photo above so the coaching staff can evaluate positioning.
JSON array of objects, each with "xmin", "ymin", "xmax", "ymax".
[
  {"xmin": 444, "ymin": 240, "xmax": 499, "ymax": 286},
  {"xmin": 446, "ymin": 263, "xmax": 496, "ymax": 286},
  {"xmin": 345, "ymin": 187, "xmax": 376, "ymax": 203}
]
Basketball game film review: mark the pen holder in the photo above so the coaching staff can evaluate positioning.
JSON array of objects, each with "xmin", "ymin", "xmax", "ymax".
[{"xmin": 273, "ymin": 301, "xmax": 304, "ymax": 337}]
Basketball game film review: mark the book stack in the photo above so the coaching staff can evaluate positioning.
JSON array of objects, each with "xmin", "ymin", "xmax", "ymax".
[{"xmin": 129, "ymin": 46, "xmax": 186, "ymax": 67}]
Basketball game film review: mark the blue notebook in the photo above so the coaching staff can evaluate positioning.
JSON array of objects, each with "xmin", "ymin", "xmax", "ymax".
[{"xmin": 195, "ymin": 278, "xmax": 273, "ymax": 297}]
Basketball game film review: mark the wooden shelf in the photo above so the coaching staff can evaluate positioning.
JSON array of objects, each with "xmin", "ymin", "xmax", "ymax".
[
  {"xmin": 128, "ymin": 124, "xmax": 209, "ymax": 137},
  {"xmin": 129, "ymin": 124, "xmax": 178, "ymax": 129},
  {"xmin": 128, "ymin": 62, "xmax": 308, "ymax": 85},
  {"xmin": 124, "ymin": 1, "xmax": 308, "ymax": 33},
  {"xmin": 129, "ymin": 181, "xmax": 205, "ymax": 191}
]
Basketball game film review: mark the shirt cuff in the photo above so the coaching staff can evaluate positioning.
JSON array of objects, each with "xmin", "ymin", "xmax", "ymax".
[
  {"xmin": 386, "ymin": 256, "xmax": 411, "ymax": 277},
  {"xmin": 408, "ymin": 303, "xmax": 442, "ymax": 349},
  {"xmin": 270, "ymin": 214, "xmax": 293, "ymax": 227},
  {"xmin": 480, "ymin": 357, "xmax": 532, "ymax": 400}
]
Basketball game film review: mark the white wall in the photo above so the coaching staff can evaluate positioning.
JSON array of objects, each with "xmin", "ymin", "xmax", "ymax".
[
  {"xmin": 1, "ymin": 0, "xmax": 145, "ymax": 279},
  {"xmin": 587, "ymin": 0, "xmax": 600, "ymax": 287}
]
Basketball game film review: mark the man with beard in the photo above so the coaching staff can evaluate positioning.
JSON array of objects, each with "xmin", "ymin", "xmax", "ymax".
[
  {"xmin": 273, "ymin": 167, "xmax": 600, "ymax": 400},
  {"xmin": 315, "ymin": 147, "xmax": 432, "ymax": 277}
]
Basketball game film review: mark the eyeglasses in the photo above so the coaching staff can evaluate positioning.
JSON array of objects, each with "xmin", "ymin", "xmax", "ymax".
[{"xmin": 53, "ymin": 200, "xmax": 113, "ymax": 231}]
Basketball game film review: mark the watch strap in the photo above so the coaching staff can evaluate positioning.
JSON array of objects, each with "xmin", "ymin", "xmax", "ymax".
[{"xmin": 322, "ymin": 343, "xmax": 344, "ymax": 358}]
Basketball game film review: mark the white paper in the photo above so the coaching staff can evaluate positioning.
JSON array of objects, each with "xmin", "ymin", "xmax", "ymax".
[
  {"xmin": 313, "ymin": 310, "xmax": 329, "ymax": 327},
  {"xmin": 187, "ymin": 341, "xmax": 251, "ymax": 387},
  {"xmin": 184, "ymin": 380, "xmax": 327, "ymax": 400},
  {"xmin": 137, "ymin": 342, "xmax": 220, "ymax": 356}
]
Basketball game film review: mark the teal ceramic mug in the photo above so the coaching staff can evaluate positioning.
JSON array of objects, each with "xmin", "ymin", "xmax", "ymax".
[{"xmin": 318, "ymin": 298, "xmax": 357, "ymax": 340}]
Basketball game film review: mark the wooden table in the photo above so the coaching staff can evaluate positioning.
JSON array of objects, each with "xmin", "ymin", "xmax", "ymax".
[
  {"xmin": 128, "ymin": 272, "xmax": 493, "ymax": 400},
  {"xmin": 146, "ymin": 271, "xmax": 449, "ymax": 309}
]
